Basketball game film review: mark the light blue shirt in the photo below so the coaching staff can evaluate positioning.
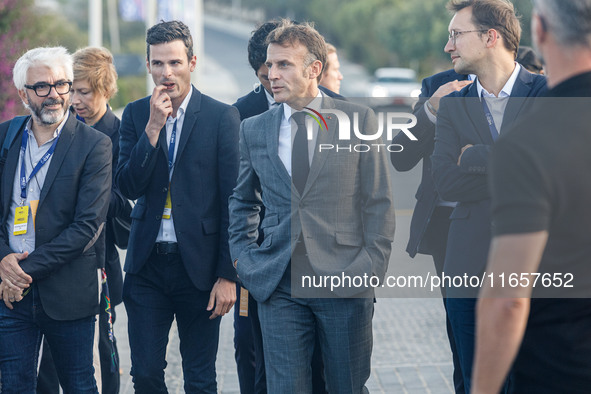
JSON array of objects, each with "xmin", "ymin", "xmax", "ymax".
[
  {"xmin": 476, "ymin": 63, "xmax": 521, "ymax": 134},
  {"xmin": 156, "ymin": 87, "xmax": 193, "ymax": 243},
  {"xmin": 7, "ymin": 113, "xmax": 68, "ymax": 253}
]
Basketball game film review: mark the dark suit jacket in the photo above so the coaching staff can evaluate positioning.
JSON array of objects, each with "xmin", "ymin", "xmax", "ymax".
[
  {"xmin": 92, "ymin": 107, "xmax": 126, "ymax": 306},
  {"xmin": 431, "ymin": 67, "xmax": 546, "ymax": 288},
  {"xmin": 116, "ymin": 86, "xmax": 240, "ymax": 291},
  {"xmin": 234, "ymin": 88, "xmax": 269, "ymax": 121},
  {"xmin": 0, "ymin": 114, "xmax": 112, "ymax": 320},
  {"xmin": 391, "ymin": 69, "xmax": 467, "ymax": 257}
]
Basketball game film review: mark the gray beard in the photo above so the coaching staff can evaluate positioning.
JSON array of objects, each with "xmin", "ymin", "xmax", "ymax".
[{"xmin": 25, "ymin": 98, "xmax": 67, "ymax": 126}]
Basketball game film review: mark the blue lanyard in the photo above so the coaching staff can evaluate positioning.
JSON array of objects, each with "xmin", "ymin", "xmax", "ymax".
[
  {"xmin": 20, "ymin": 128, "xmax": 61, "ymax": 201},
  {"xmin": 168, "ymin": 119, "xmax": 178, "ymax": 173},
  {"xmin": 481, "ymin": 93, "xmax": 499, "ymax": 141}
]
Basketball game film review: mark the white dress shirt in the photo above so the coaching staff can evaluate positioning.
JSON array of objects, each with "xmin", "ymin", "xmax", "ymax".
[
  {"xmin": 156, "ymin": 87, "xmax": 193, "ymax": 243},
  {"xmin": 476, "ymin": 63, "xmax": 521, "ymax": 134},
  {"xmin": 278, "ymin": 90, "xmax": 323, "ymax": 176}
]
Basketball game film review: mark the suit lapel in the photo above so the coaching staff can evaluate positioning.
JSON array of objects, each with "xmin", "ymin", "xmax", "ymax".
[
  {"xmin": 39, "ymin": 115, "xmax": 76, "ymax": 204},
  {"xmin": 174, "ymin": 87, "xmax": 201, "ymax": 166},
  {"xmin": 303, "ymin": 97, "xmax": 337, "ymax": 195},
  {"xmin": 500, "ymin": 68, "xmax": 533, "ymax": 131},
  {"xmin": 266, "ymin": 106, "xmax": 292, "ymax": 190},
  {"xmin": 464, "ymin": 81, "xmax": 495, "ymax": 145}
]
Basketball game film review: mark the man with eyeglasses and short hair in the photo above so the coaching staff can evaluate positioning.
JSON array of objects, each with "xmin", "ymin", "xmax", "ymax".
[
  {"xmin": 430, "ymin": 0, "xmax": 546, "ymax": 392},
  {"xmin": 0, "ymin": 46, "xmax": 112, "ymax": 392}
]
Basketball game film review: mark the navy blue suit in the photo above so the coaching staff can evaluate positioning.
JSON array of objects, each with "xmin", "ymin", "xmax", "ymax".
[
  {"xmin": 431, "ymin": 67, "xmax": 547, "ymax": 392},
  {"xmin": 391, "ymin": 69, "xmax": 468, "ymax": 394},
  {"xmin": 234, "ymin": 88, "xmax": 269, "ymax": 122},
  {"xmin": 116, "ymin": 86, "xmax": 240, "ymax": 392},
  {"xmin": 392, "ymin": 69, "xmax": 467, "ymax": 260}
]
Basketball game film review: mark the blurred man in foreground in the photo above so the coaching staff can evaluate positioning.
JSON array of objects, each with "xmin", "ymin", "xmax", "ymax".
[{"xmin": 474, "ymin": 0, "xmax": 591, "ymax": 392}]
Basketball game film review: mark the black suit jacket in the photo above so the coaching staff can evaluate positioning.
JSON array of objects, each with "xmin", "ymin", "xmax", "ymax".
[
  {"xmin": 0, "ymin": 114, "xmax": 112, "ymax": 320},
  {"xmin": 391, "ymin": 69, "xmax": 468, "ymax": 257},
  {"xmin": 431, "ymin": 67, "xmax": 547, "ymax": 288},
  {"xmin": 116, "ymin": 86, "xmax": 240, "ymax": 291},
  {"xmin": 92, "ymin": 107, "xmax": 126, "ymax": 306},
  {"xmin": 233, "ymin": 88, "xmax": 269, "ymax": 121}
]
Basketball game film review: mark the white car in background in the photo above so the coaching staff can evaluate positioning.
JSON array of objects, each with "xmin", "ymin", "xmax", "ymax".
[{"xmin": 368, "ymin": 67, "xmax": 422, "ymax": 108}]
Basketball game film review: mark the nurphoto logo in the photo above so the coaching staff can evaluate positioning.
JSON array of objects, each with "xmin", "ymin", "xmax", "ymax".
[{"xmin": 300, "ymin": 108, "xmax": 418, "ymax": 153}]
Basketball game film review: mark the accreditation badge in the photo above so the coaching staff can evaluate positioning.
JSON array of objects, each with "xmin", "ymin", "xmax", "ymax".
[
  {"xmin": 13, "ymin": 205, "xmax": 29, "ymax": 235},
  {"xmin": 163, "ymin": 189, "xmax": 172, "ymax": 219},
  {"xmin": 239, "ymin": 287, "xmax": 249, "ymax": 317}
]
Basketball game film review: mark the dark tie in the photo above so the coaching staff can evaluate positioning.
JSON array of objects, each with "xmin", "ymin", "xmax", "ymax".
[{"xmin": 291, "ymin": 112, "xmax": 309, "ymax": 195}]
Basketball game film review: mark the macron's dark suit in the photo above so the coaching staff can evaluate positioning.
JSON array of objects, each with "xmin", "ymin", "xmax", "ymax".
[
  {"xmin": 0, "ymin": 114, "xmax": 111, "ymax": 320},
  {"xmin": 391, "ymin": 69, "xmax": 468, "ymax": 394},
  {"xmin": 116, "ymin": 86, "xmax": 240, "ymax": 392},
  {"xmin": 431, "ymin": 67, "xmax": 547, "ymax": 392}
]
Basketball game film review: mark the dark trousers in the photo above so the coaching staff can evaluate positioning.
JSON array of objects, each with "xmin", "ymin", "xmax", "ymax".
[
  {"xmin": 421, "ymin": 206, "xmax": 465, "ymax": 394},
  {"xmin": 0, "ymin": 286, "xmax": 97, "ymax": 393},
  {"xmin": 258, "ymin": 261, "xmax": 373, "ymax": 393},
  {"xmin": 37, "ymin": 298, "xmax": 120, "ymax": 394},
  {"xmin": 234, "ymin": 285, "xmax": 328, "ymax": 394},
  {"xmin": 234, "ymin": 283, "xmax": 267, "ymax": 394},
  {"xmin": 123, "ymin": 250, "xmax": 221, "ymax": 393}
]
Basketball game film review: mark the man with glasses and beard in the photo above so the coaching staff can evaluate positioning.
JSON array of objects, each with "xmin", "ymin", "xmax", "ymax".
[{"xmin": 0, "ymin": 46, "xmax": 112, "ymax": 393}]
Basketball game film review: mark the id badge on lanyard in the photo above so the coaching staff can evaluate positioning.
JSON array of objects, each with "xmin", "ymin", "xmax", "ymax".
[
  {"xmin": 162, "ymin": 120, "xmax": 177, "ymax": 220},
  {"xmin": 14, "ymin": 129, "xmax": 59, "ymax": 235}
]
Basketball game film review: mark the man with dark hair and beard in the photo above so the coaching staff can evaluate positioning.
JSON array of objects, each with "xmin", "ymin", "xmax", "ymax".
[{"xmin": 0, "ymin": 46, "xmax": 112, "ymax": 392}]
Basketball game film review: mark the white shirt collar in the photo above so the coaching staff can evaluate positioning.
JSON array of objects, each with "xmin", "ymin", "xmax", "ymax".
[
  {"xmin": 26, "ymin": 111, "xmax": 69, "ymax": 140},
  {"xmin": 264, "ymin": 89, "xmax": 277, "ymax": 108},
  {"xmin": 169, "ymin": 85, "xmax": 193, "ymax": 122},
  {"xmin": 477, "ymin": 63, "xmax": 521, "ymax": 98},
  {"xmin": 282, "ymin": 89, "xmax": 324, "ymax": 123}
]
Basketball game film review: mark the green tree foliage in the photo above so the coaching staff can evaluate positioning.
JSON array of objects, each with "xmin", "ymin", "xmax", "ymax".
[
  {"xmin": 0, "ymin": 0, "xmax": 87, "ymax": 122},
  {"xmin": 374, "ymin": 0, "xmax": 451, "ymax": 75},
  {"xmin": 233, "ymin": 0, "xmax": 534, "ymax": 78},
  {"xmin": 0, "ymin": 0, "xmax": 34, "ymax": 121}
]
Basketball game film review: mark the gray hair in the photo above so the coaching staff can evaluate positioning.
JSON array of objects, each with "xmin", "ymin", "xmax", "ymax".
[
  {"xmin": 13, "ymin": 47, "xmax": 73, "ymax": 91},
  {"xmin": 533, "ymin": 0, "xmax": 591, "ymax": 48}
]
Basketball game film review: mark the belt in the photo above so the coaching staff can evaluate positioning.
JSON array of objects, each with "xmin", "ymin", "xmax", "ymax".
[{"xmin": 154, "ymin": 242, "xmax": 180, "ymax": 255}]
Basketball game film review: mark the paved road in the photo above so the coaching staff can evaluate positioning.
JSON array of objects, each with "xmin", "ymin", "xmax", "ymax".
[{"xmin": 116, "ymin": 14, "xmax": 455, "ymax": 394}]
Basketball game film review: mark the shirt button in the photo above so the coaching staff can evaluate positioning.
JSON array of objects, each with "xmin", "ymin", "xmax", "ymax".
[
  {"xmin": 163, "ymin": 187, "xmax": 168, "ymax": 193},
  {"xmin": 156, "ymin": 215, "xmax": 161, "ymax": 220}
]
